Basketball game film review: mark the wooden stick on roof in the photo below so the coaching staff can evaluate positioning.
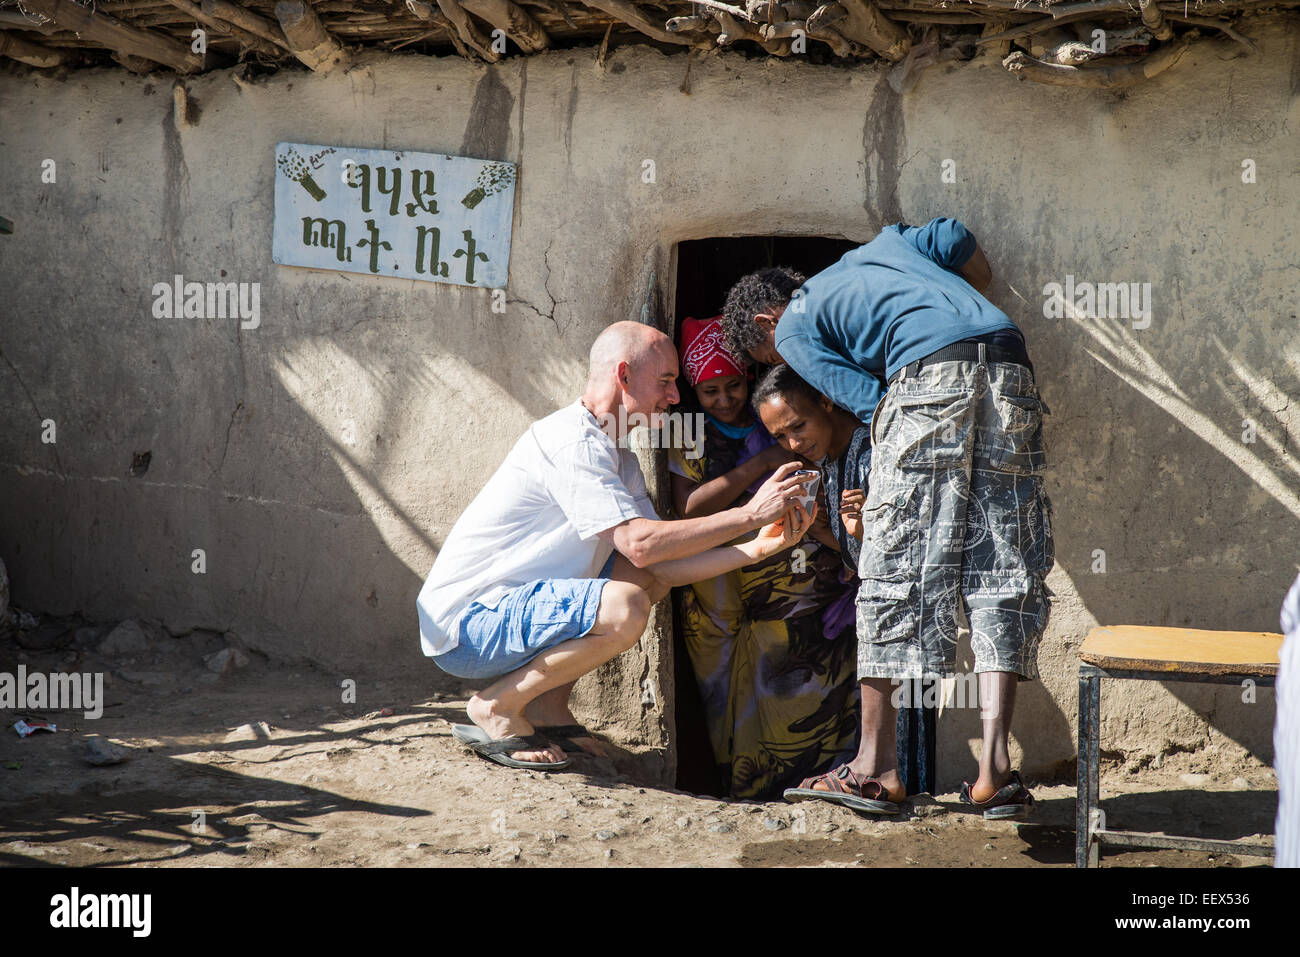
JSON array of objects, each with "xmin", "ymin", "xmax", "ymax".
[
  {"xmin": 0, "ymin": 31, "xmax": 74, "ymax": 67},
  {"xmin": 434, "ymin": 0, "xmax": 500, "ymax": 60},
  {"xmin": 806, "ymin": 3, "xmax": 855, "ymax": 55},
  {"xmin": 1137, "ymin": 0, "xmax": 1175, "ymax": 41},
  {"xmin": 975, "ymin": 10, "xmax": 1115, "ymax": 46},
  {"xmin": 0, "ymin": 11, "xmax": 59, "ymax": 33},
  {"xmin": 1003, "ymin": 32, "xmax": 1192, "ymax": 87},
  {"xmin": 1165, "ymin": 13, "xmax": 1257, "ymax": 52},
  {"xmin": 460, "ymin": 0, "xmax": 551, "ymax": 53},
  {"xmin": 162, "ymin": 0, "xmax": 283, "ymax": 57},
  {"xmin": 200, "ymin": 0, "xmax": 293, "ymax": 52},
  {"xmin": 403, "ymin": 1, "xmax": 473, "ymax": 57},
  {"xmin": 274, "ymin": 0, "xmax": 351, "ymax": 72},
  {"xmin": 835, "ymin": 0, "xmax": 909, "ymax": 61},
  {"xmin": 683, "ymin": 0, "xmax": 749, "ymax": 20},
  {"xmin": 18, "ymin": 0, "xmax": 216, "ymax": 72},
  {"xmin": 581, "ymin": 0, "xmax": 696, "ymax": 45}
]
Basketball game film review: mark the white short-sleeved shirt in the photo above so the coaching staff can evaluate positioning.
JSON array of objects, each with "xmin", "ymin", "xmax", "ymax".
[{"xmin": 416, "ymin": 400, "xmax": 659, "ymax": 656}]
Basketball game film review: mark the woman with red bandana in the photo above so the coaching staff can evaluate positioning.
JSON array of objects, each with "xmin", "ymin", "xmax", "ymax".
[{"xmin": 668, "ymin": 317, "xmax": 861, "ymax": 800}]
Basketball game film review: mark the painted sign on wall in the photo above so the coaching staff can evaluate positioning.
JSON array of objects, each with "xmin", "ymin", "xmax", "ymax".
[{"xmin": 272, "ymin": 142, "xmax": 516, "ymax": 289}]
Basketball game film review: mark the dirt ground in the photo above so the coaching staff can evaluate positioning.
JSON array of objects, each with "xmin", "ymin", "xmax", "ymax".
[{"xmin": 0, "ymin": 618, "xmax": 1279, "ymax": 869}]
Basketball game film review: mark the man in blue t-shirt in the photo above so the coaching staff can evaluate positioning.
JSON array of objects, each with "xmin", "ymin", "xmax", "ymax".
[{"xmin": 722, "ymin": 218, "xmax": 1053, "ymax": 819}]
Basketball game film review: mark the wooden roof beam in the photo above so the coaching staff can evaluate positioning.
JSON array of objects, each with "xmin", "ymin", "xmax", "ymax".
[
  {"xmin": 460, "ymin": 0, "xmax": 550, "ymax": 53},
  {"xmin": 434, "ymin": 0, "xmax": 501, "ymax": 61},
  {"xmin": 200, "ymin": 0, "xmax": 293, "ymax": 53},
  {"xmin": 162, "ymin": 0, "xmax": 283, "ymax": 57},
  {"xmin": 834, "ymin": 0, "xmax": 908, "ymax": 62},
  {"xmin": 581, "ymin": 0, "xmax": 695, "ymax": 46},
  {"xmin": 1003, "ymin": 32, "xmax": 1192, "ymax": 87},
  {"xmin": 1137, "ymin": 0, "xmax": 1175, "ymax": 41},
  {"xmin": 18, "ymin": 0, "xmax": 216, "ymax": 72},
  {"xmin": 274, "ymin": 0, "xmax": 352, "ymax": 73},
  {"xmin": 0, "ymin": 31, "xmax": 74, "ymax": 67}
]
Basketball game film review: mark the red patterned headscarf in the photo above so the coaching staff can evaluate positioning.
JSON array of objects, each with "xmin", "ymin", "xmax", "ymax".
[{"xmin": 679, "ymin": 316, "xmax": 746, "ymax": 387}]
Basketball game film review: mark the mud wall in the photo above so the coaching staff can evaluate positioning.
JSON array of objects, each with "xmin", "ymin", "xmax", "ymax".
[{"xmin": 2, "ymin": 17, "xmax": 1297, "ymax": 788}]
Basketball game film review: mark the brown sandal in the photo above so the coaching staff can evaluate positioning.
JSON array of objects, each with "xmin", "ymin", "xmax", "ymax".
[
  {"xmin": 960, "ymin": 770, "xmax": 1034, "ymax": 820},
  {"xmin": 783, "ymin": 765, "xmax": 901, "ymax": 815}
]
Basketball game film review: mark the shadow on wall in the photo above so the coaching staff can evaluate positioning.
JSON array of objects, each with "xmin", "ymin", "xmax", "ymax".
[
  {"xmin": 1051, "ymin": 312, "xmax": 1297, "ymax": 761},
  {"xmin": 253, "ymin": 270, "xmax": 582, "ymax": 678}
]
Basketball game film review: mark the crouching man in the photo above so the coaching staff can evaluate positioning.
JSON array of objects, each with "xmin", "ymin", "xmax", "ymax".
[{"xmin": 417, "ymin": 320, "xmax": 815, "ymax": 771}]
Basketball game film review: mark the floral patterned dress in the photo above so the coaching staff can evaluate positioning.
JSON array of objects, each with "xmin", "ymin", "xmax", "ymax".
[{"xmin": 670, "ymin": 415, "xmax": 861, "ymax": 800}]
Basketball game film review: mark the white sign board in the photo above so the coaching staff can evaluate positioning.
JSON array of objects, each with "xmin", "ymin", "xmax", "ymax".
[{"xmin": 272, "ymin": 142, "xmax": 515, "ymax": 289}]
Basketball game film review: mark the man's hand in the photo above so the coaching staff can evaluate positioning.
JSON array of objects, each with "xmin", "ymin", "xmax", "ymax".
[
  {"xmin": 840, "ymin": 488, "xmax": 866, "ymax": 542},
  {"xmin": 745, "ymin": 462, "xmax": 818, "ymax": 527},
  {"xmin": 749, "ymin": 502, "xmax": 815, "ymax": 560}
]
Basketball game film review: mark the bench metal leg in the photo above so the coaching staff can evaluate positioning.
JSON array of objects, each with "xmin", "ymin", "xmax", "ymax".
[
  {"xmin": 1071, "ymin": 659, "xmax": 1276, "ymax": 863},
  {"xmin": 1076, "ymin": 671, "xmax": 1101, "ymax": 868}
]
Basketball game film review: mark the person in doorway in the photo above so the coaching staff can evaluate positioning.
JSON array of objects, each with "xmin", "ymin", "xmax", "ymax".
[
  {"xmin": 721, "ymin": 217, "xmax": 1052, "ymax": 817},
  {"xmin": 668, "ymin": 317, "xmax": 859, "ymax": 799},
  {"xmin": 751, "ymin": 363, "xmax": 938, "ymax": 805},
  {"xmin": 417, "ymin": 320, "xmax": 816, "ymax": 771}
]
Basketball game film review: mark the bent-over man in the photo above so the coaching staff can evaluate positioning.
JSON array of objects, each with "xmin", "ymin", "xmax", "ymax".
[{"xmin": 722, "ymin": 217, "xmax": 1053, "ymax": 817}]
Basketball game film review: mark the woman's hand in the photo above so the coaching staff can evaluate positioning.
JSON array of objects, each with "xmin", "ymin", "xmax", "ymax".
[
  {"xmin": 840, "ymin": 488, "xmax": 866, "ymax": 542},
  {"xmin": 750, "ymin": 501, "xmax": 816, "ymax": 559}
]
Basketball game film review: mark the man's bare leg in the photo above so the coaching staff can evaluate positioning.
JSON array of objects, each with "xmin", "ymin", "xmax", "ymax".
[
  {"xmin": 969, "ymin": 670, "xmax": 1017, "ymax": 802},
  {"xmin": 465, "ymin": 580, "xmax": 652, "ymax": 764},
  {"xmin": 521, "ymin": 555, "xmax": 668, "ymax": 757},
  {"xmin": 805, "ymin": 677, "xmax": 905, "ymax": 802}
]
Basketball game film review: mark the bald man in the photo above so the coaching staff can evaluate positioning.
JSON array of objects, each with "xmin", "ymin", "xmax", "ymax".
[{"xmin": 417, "ymin": 321, "xmax": 815, "ymax": 769}]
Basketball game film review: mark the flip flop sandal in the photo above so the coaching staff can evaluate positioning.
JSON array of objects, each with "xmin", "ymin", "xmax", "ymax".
[
  {"xmin": 783, "ymin": 765, "xmax": 900, "ymax": 816},
  {"xmin": 960, "ymin": 770, "xmax": 1035, "ymax": 820},
  {"xmin": 451, "ymin": 724, "xmax": 571, "ymax": 771},
  {"xmin": 534, "ymin": 723, "xmax": 603, "ymax": 756}
]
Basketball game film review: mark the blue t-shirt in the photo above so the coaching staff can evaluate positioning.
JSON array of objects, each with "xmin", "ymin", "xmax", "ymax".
[{"xmin": 774, "ymin": 217, "xmax": 1020, "ymax": 426}]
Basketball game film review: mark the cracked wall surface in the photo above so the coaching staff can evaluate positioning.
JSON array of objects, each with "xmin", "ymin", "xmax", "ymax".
[{"xmin": 1, "ymin": 19, "xmax": 1298, "ymax": 788}]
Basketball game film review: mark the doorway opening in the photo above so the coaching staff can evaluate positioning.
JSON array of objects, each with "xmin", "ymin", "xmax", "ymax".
[{"xmin": 669, "ymin": 235, "xmax": 858, "ymax": 797}]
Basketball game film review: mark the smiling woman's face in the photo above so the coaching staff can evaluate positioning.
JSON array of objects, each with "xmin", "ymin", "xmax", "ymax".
[
  {"xmin": 694, "ymin": 375, "xmax": 749, "ymax": 425},
  {"xmin": 756, "ymin": 391, "xmax": 836, "ymax": 464}
]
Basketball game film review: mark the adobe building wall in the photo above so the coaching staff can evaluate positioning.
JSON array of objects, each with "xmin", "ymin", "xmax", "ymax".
[{"xmin": 1, "ymin": 17, "xmax": 1297, "ymax": 788}]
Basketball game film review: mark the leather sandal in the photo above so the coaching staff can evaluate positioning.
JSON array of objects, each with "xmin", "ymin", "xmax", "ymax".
[
  {"xmin": 783, "ymin": 765, "xmax": 901, "ymax": 815},
  {"xmin": 960, "ymin": 770, "xmax": 1034, "ymax": 820}
]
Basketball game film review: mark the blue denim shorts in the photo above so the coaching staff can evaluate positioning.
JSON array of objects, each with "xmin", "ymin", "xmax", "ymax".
[{"xmin": 433, "ymin": 553, "xmax": 616, "ymax": 680}]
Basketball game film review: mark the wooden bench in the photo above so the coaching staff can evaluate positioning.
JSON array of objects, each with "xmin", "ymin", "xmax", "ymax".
[{"xmin": 1076, "ymin": 625, "xmax": 1283, "ymax": 868}]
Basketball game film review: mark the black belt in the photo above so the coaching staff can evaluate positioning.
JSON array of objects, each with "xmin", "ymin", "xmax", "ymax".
[{"xmin": 888, "ymin": 339, "xmax": 1032, "ymax": 385}]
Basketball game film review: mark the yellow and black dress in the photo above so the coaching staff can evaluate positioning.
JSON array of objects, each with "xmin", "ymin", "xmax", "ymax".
[{"xmin": 670, "ymin": 416, "xmax": 860, "ymax": 800}]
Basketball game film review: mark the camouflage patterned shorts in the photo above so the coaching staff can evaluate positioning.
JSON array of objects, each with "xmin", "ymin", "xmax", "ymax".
[{"xmin": 856, "ymin": 355, "xmax": 1055, "ymax": 681}]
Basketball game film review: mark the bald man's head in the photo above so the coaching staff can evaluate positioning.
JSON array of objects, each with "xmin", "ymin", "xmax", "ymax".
[{"xmin": 583, "ymin": 321, "xmax": 680, "ymax": 424}]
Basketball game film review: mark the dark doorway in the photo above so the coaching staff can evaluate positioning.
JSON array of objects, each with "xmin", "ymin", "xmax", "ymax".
[{"xmin": 669, "ymin": 235, "xmax": 858, "ymax": 797}]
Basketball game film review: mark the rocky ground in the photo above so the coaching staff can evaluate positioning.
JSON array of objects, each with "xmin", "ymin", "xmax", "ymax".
[{"xmin": 0, "ymin": 612, "xmax": 1279, "ymax": 868}]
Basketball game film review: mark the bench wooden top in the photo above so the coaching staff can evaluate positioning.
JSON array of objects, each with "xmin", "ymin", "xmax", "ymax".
[{"xmin": 1079, "ymin": 626, "xmax": 1284, "ymax": 677}]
